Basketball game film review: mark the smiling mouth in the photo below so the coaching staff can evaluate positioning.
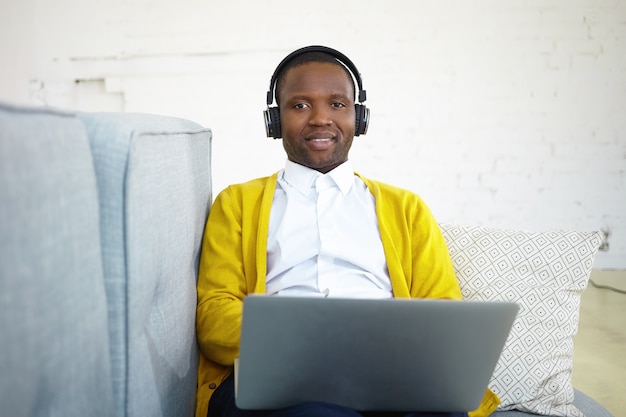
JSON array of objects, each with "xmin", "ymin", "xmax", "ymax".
[
  {"xmin": 304, "ymin": 135, "xmax": 336, "ymax": 151},
  {"xmin": 305, "ymin": 131, "xmax": 336, "ymax": 141}
]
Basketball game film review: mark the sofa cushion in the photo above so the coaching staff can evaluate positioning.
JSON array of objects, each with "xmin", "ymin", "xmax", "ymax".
[
  {"xmin": 0, "ymin": 102, "xmax": 115, "ymax": 417},
  {"xmin": 491, "ymin": 389, "xmax": 614, "ymax": 417},
  {"xmin": 79, "ymin": 112, "xmax": 211, "ymax": 417},
  {"xmin": 441, "ymin": 224, "xmax": 603, "ymax": 416}
]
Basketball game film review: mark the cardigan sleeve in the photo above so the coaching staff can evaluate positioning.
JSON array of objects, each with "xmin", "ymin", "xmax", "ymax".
[{"xmin": 196, "ymin": 186, "xmax": 246, "ymax": 366}]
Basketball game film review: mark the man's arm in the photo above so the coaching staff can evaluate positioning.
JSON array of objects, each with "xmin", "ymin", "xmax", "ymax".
[
  {"xmin": 361, "ymin": 176, "xmax": 461, "ymax": 300},
  {"xmin": 196, "ymin": 187, "xmax": 246, "ymax": 366},
  {"xmin": 408, "ymin": 198, "xmax": 462, "ymax": 300}
]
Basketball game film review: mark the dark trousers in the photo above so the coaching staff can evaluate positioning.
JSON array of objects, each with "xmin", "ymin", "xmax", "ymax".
[{"xmin": 208, "ymin": 373, "xmax": 468, "ymax": 417}]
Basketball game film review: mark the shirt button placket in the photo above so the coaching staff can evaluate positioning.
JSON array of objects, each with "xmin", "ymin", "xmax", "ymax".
[{"xmin": 315, "ymin": 176, "xmax": 334, "ymax": 294}]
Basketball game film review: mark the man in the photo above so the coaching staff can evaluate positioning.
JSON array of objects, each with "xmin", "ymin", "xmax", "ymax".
[{"xmin": 196, "ymin": 46, "xmax": 499, "ymax": 417}]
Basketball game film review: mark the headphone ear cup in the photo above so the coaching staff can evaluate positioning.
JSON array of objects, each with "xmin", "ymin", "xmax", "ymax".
[
  {"xmin": 354, "ymin": 104, "xmax": 370, "ymax": 136},
  {"xmin": 264, "ymin": 106, "xmax": 282, "ymax": 138}
]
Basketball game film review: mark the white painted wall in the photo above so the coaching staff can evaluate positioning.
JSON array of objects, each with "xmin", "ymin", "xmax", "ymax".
[{"xmin": 1, "ymin": 0, "xmax": 625, "ymax": 268}]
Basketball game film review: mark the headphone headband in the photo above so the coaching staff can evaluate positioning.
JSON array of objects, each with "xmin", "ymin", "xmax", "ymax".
[
  {"xmin": 263, "ymin": 45, "xmax": 370, "ymax": 139},
  {"xmin": 266, "ymin": 45, "xmax": 367, "ymax": 106}
]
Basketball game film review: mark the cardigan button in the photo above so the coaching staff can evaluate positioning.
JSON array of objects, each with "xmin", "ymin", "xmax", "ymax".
[{"xmin": 209, "ymin": 383, "xmax": 217, "ymax": 389}]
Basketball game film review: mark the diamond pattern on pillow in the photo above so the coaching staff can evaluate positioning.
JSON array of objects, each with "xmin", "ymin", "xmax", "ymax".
[{"xmin": 440, "ymin": 224, "xmax": 603, "ymax": 417}]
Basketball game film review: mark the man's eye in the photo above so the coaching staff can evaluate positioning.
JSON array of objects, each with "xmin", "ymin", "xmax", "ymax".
[
  {"xmin": 293, "ymin": 103, "xmax": 309, "ymax": 109},
  {"xmin": 331, "ymin": 102, "xmax": 346, "ymax": 108}
]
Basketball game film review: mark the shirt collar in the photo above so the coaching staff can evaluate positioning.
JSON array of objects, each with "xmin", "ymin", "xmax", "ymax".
[{"xmin": 281, "ymin": 160, "xmax": 355, "ymax": 196}]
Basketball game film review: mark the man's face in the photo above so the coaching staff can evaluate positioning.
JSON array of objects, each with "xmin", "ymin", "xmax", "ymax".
[{"xmin": 278, "ymin": 62, "xmax": 356, "ymax": 173}]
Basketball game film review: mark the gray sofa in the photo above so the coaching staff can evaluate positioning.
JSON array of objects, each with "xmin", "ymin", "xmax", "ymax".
[
  {"xmin": 0, "ymin": 102, "xmax": 211, "ymax": 417},
  {"xmin": 0, "ymin": 101, "xmax": 612, "ymax": 417}
]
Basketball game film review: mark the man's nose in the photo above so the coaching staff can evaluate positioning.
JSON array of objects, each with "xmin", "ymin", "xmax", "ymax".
[{"xmin": 308, "ymin": 105, "xmax": 332, "ymax": 126}]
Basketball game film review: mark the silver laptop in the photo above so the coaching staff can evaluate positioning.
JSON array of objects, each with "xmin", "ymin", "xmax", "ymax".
[{"xmin": 235, "ymin": 295, "xmax": 518, "ymax": 412}]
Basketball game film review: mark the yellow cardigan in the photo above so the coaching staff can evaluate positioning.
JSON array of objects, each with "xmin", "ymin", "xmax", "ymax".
[{"xmin": 195, "ymin": 172, "xmax": 499, "ymax": 417}]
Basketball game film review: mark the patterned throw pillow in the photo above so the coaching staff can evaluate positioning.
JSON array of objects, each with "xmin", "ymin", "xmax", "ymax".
[{"xmin": 440, "ymin": 224, "xmax": 603, "ymax": 416}]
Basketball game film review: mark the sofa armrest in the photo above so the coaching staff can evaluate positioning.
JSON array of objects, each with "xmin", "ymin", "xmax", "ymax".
[{"xmin": 79, "ymin": 112, "xmax": 212, "ymax": 417}]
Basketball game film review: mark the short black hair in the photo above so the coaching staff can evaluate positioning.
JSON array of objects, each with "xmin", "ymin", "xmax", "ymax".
[{"xmin": 274, "ymin": 51, "xmax": 356, "ymax": 105}]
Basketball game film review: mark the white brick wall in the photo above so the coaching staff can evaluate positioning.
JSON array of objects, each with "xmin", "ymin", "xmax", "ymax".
[{"xmin": 1, "ymin": 0, "xmax": 624, "ymax": 268}]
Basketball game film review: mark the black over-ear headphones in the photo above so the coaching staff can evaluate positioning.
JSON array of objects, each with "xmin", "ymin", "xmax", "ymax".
[{"xmin": 263, "ymin": 45, "xmax": 370, "ymax": 139}]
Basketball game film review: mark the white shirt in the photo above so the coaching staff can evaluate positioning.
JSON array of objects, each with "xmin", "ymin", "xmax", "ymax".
[{"xmin": 266, "ymin": 160, "xmax": 392, "ymax": 298}]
